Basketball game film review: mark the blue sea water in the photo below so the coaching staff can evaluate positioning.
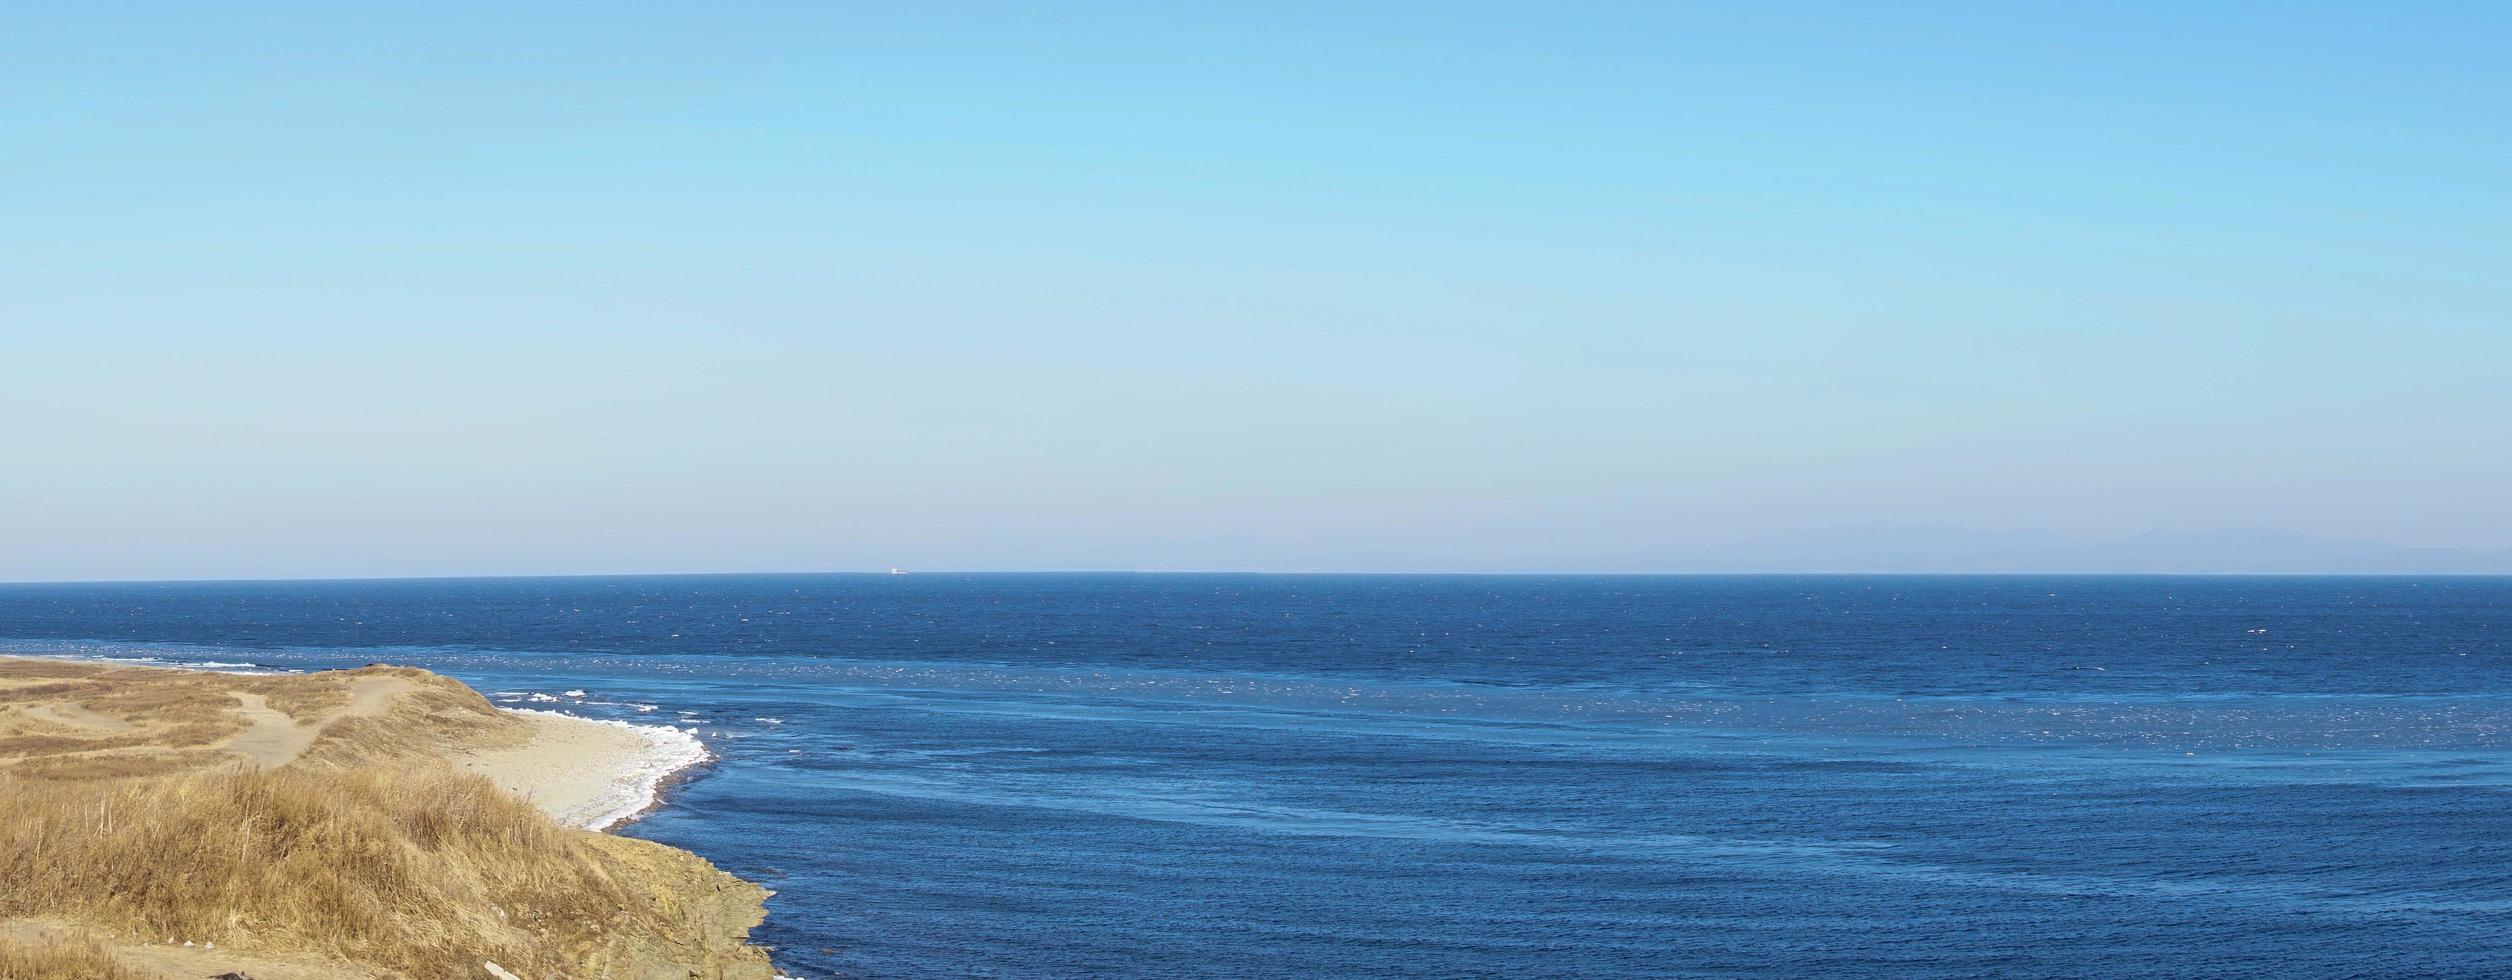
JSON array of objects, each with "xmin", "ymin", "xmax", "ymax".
[{"xmin": 2, "ymin": 574, "xmax": 2509, "ymax": 977}]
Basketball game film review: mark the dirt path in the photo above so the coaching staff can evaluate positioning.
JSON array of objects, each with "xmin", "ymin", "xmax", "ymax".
[
  {"xmin": 222, "ymin": 676, "xmax": 413, "ymax": 768},
  {"xmin": 4, "ymin": 918, "xmax": 377, "ymax": 980},
  {"xmin": 346, "ymin": 674, "xmax": 404, "ymax": 715},
  {"xmin": 19, "ymin": 701, "xmax": 134, "ymax": 732},
  {"xmin": 223, "ymin": 693, "xmax": 317, "ymax": 767}
]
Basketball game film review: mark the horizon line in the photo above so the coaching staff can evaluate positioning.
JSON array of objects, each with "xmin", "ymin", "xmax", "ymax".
[{"xmin": 7, "ymin": 569, "xmax": 2512, "ymax": 587}]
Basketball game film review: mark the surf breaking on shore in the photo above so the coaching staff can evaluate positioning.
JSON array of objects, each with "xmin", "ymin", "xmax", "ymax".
[{"xmin": 468, "ymin": 707, "xmax": 713, "ymax": 830}]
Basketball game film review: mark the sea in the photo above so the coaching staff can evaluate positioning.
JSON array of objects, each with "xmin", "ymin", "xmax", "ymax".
[{"xmin": 2, "ymin": 574, "xmax": 2508, "ymax": 977}]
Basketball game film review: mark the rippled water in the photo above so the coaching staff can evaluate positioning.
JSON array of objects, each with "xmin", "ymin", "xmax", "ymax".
[{"xmin": 3, "ymin": 575, "xmax": 2509, "ymax": 976}]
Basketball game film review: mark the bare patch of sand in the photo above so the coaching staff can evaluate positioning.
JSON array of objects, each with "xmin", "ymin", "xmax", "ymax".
[
  {"xmin": 220, "ymin": 676, "xmax": 414, "ymax": 768},
  {"xmin": 18, "ymin": 702, "xmax": 133, "ymax": 732},
  {"xmin": 3, "ymin": 918, "xmax": 380, "ymax": 980},
  {"xmin": 222, "ymin": 692, "xmax": 316, "ymax": 767},
  {"xmin": 456, "ymin": 711, "xmax": 656, "ymax": 827}
]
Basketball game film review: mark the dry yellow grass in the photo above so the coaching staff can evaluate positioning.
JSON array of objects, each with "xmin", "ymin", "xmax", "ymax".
[
  {"xmin": 0, "ymin": 660, "xmax": 519, "ymax": 780},
  {"xmin": 0, "ymin": 934, "xmax": 148, "ymax": 980},
  {"xmin": 0, "ymin": 764, "xmax": 721, "ymax": 977},
  {"xmin": 0, "ymin": 658, "xmax": 772, "ymax": 979}
]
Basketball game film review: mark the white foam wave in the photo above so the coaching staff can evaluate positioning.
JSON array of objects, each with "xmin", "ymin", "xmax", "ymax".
[
  {"xmin": 510, "ymin": 708, "xmax": 710, "ymax": 831},
  {"xmin": 10, "ymin": 652, "xmax": 289, "ymax": 675}
]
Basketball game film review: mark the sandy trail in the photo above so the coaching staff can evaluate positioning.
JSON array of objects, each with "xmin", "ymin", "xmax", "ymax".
[
  {"xmin": 19, "ymin": 702, "xmax": 134, "ymax": 732},
  {"xmin": 4, "ymin": 918, "xmax": 375, "ymax": 980},
  {"xmin": 223, "ymin": 676, "xmax": 413, "ymax": 768}
]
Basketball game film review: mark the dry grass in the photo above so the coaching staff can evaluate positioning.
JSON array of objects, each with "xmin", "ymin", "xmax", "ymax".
[
  {"xmin": 0, "ymin": 658, "xmax": 770, "ymax": 979},
  {"xmin": 0, "ymin": 760, "xmax": 713, "ymax": 977},
  {"xmin": 0, "ymin": 749, "xmax": 235, "ymax": 782},
  {"xmin": 0, "ymin": 661, "xmax": 520, "ymax": 781},
  {"xmin": 0, "ymin": 661, "xmax": 247, "ymax": 776},
  {"xmin": 298, "ymin": 670, "xmax": 525, "ymax": 769},
  {"xmin": 0, "ymin": 934, "xmax": 147, "ymax": 980}
]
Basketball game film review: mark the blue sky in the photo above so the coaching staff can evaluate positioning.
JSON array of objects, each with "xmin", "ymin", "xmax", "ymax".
[{"xmin": 2, "ymin": 2, "xmax": 2506, "ymax": 578}]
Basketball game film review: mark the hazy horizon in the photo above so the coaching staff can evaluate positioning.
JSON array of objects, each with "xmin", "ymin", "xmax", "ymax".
[
  {"xmin": 6, "ymin": 525, "xmax": 2509, "ymax": 583},
  {"xmin": 5, "ymin": 3, "xmax": 2505, "ymax": 581}
]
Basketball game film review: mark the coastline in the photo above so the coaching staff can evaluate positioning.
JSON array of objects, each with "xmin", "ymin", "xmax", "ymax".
[
  {"xmin": 0, "ymin": 655, "xmax": 777, "ymax": 979},
  {"xmin": 2, "ymin": 650, "xmax": 713, "ymax": 833},
  {"xmin": 458, "ymin": 707, "xmax": 713, "ymax": 831}
]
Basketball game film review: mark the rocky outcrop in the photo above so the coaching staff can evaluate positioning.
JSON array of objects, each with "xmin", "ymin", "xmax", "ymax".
[{"xmin": 574, "ymin": 835, "xmax": 779, "ymax": 980}]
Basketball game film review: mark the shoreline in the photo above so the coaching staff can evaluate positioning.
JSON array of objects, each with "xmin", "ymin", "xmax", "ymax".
[
  {"xmin": 467, "ymin": 707, "xmax": 714, "ymax": 831},
  {"xmin": 0, "ymin": 654, "xmax": 779, "ymax": 978},
  {"xmin": 2, "ymin": 650, "xmax": 712, "ymax": 833}
]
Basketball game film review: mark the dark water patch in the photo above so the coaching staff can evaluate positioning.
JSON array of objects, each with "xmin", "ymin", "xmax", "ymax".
[{"xmin": 5, "ymin": 575, "xmax": 2512, "ymax": 977}]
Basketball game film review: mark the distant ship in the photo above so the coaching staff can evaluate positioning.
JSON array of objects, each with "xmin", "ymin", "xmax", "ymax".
[{"xmin": 888, "ymin": 567, "xmax": 908, "ymax": 575}]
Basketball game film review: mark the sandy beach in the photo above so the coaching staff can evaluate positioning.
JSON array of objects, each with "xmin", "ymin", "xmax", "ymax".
[
  {"xmin": 0, "ymin": 655, "xmax": 772, "ymax": 979},
  {"xmin": 453, "ymin": 707, "xmax": 710, "ymax": 830}
]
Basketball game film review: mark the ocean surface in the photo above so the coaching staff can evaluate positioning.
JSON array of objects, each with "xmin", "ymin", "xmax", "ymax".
[{"xmin": 3, "ymin": 574, "xmax": 2509, "ymax": 977}]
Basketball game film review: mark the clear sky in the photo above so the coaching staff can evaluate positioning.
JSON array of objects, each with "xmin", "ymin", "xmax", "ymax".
[{"xmin": 3, "ymin": 2, "xmax": 2506, "ymax": 579}]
